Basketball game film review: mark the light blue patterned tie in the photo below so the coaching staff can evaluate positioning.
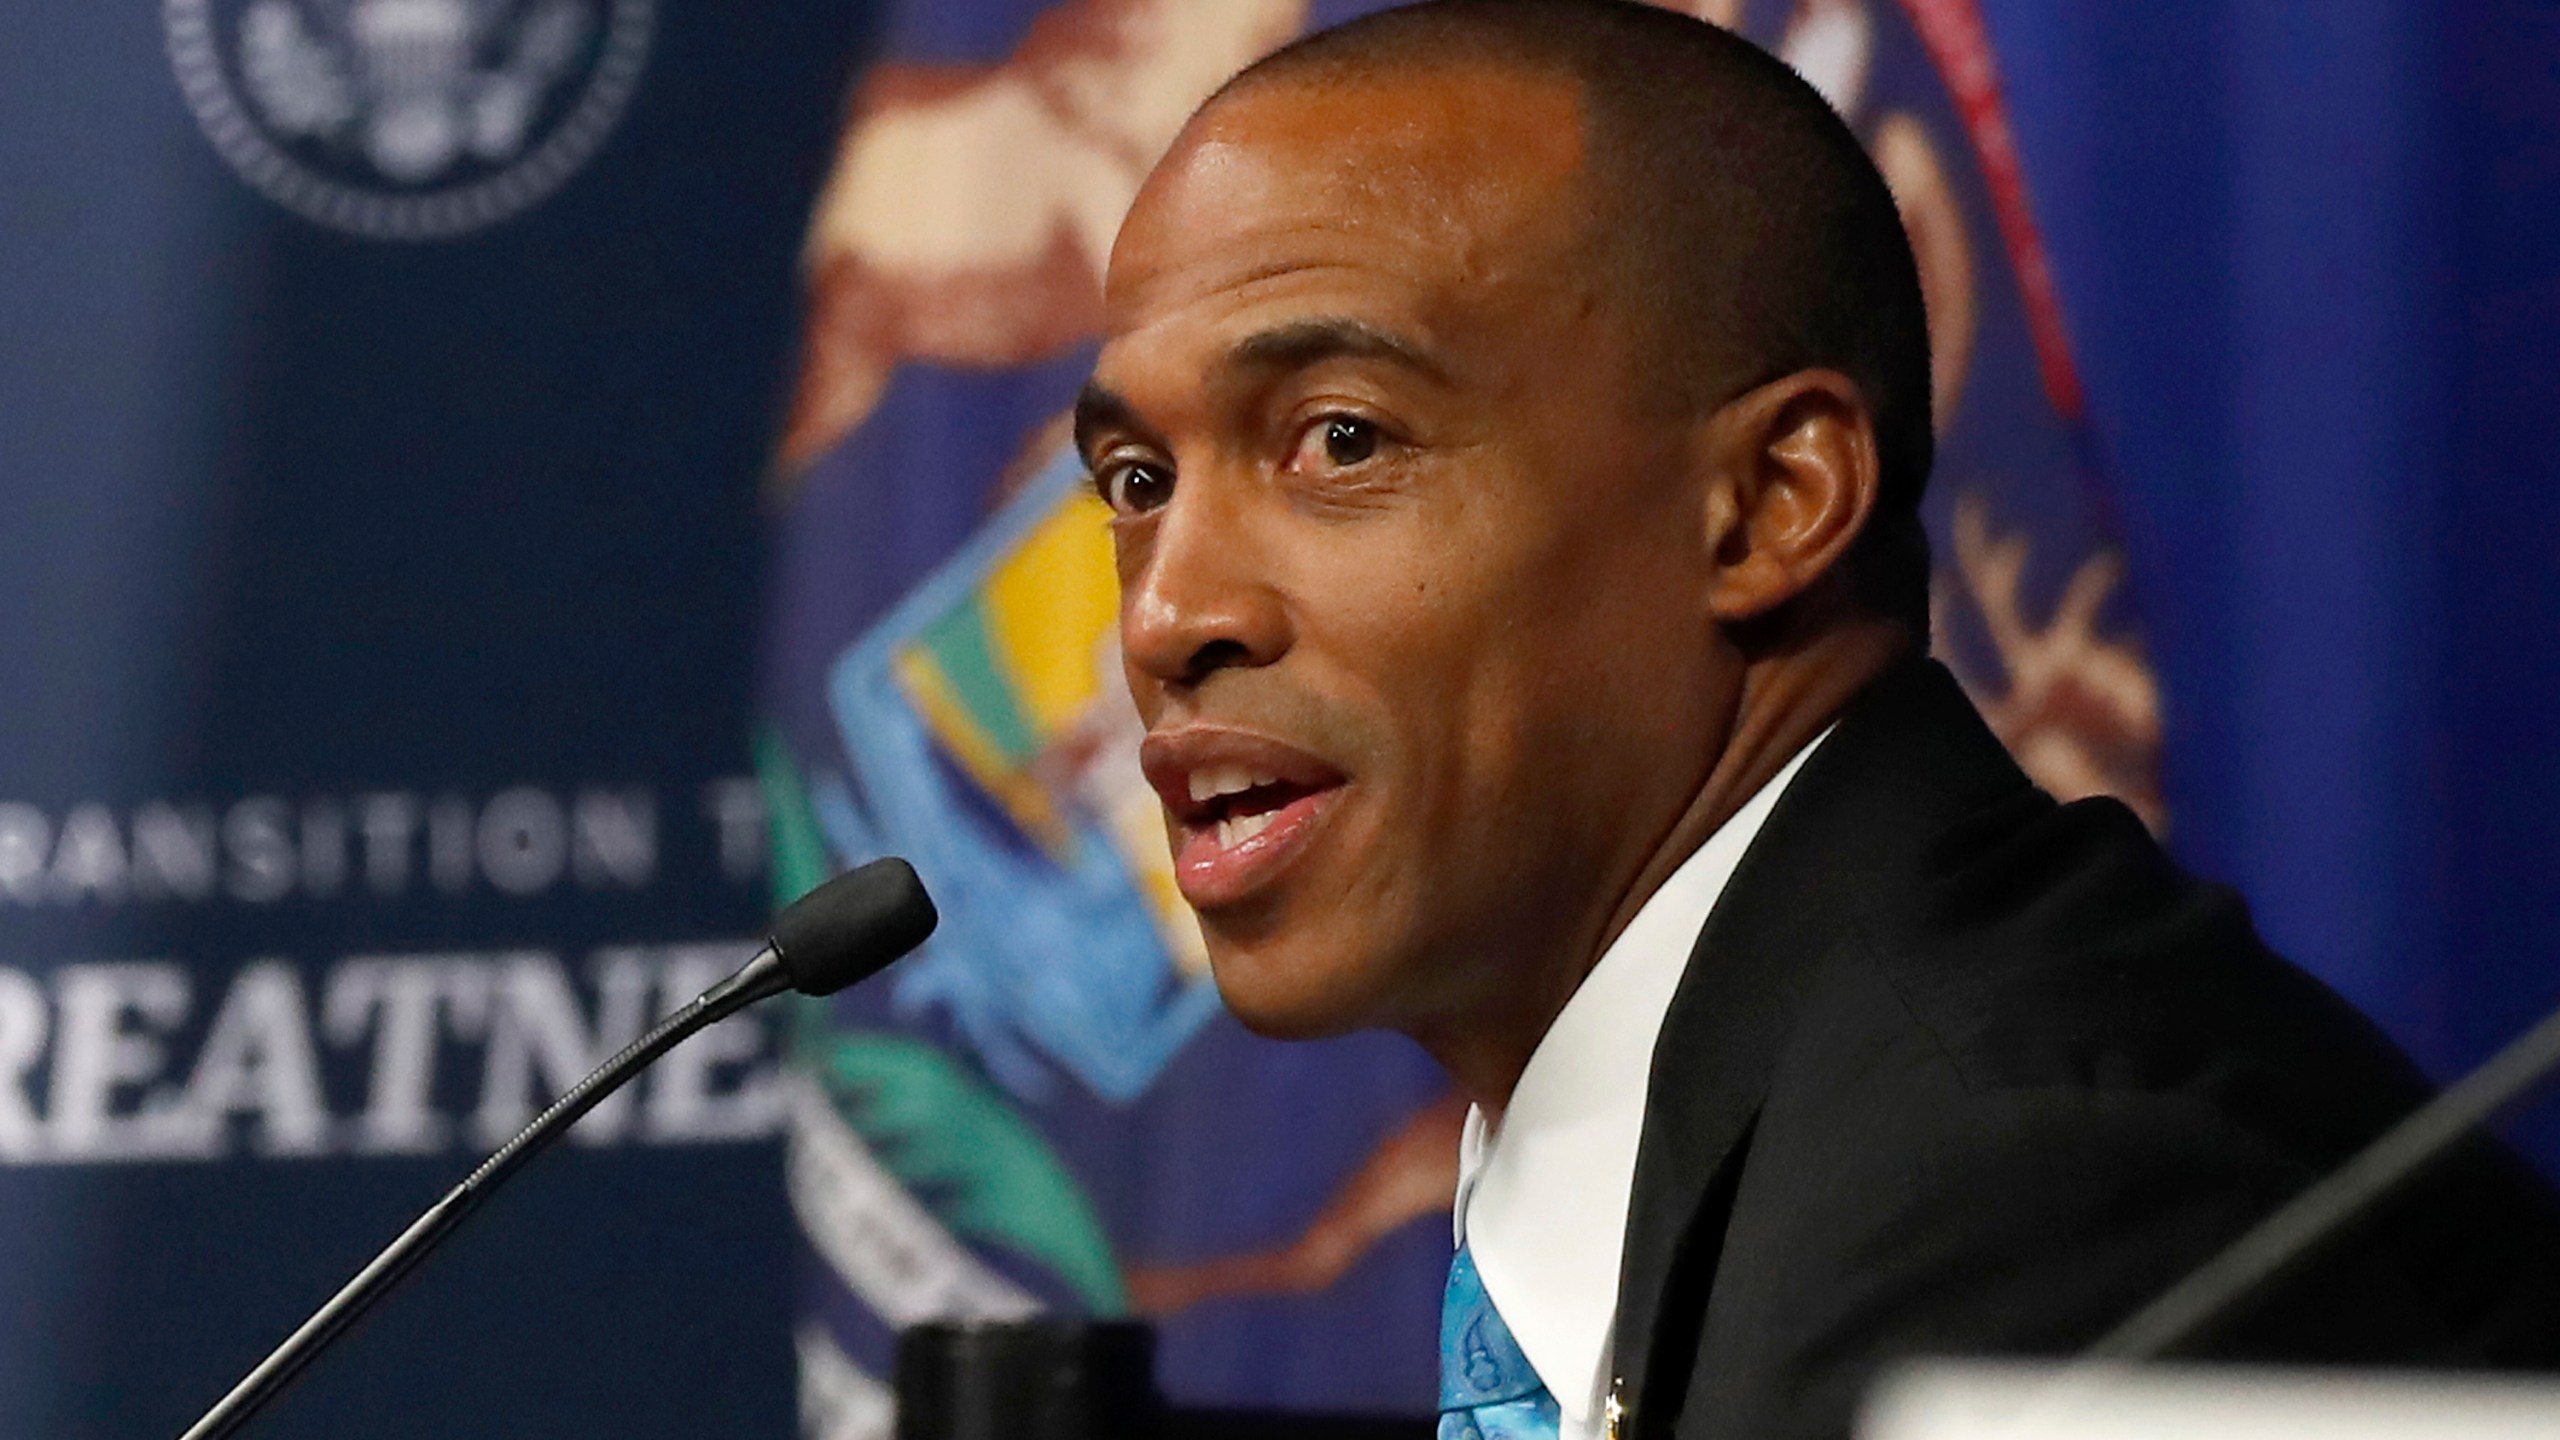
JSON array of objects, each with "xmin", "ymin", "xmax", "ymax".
[{"xmin": 1440, "ymin": 1243, "xmax": 1563, "ymax": 1440}]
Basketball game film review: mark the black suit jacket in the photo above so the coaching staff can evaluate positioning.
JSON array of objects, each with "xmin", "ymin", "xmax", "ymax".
[{"xmin": 1610, "ymin": 657, "xmax": 2560, "ymax": 1439}]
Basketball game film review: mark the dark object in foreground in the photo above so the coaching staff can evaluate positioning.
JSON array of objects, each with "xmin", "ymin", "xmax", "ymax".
[
  {"xmin": 1161, "ymin": 1411, "xmax": 1430, "ymax": 1440},
  {"xmin": 176, "ymin": 859, "xmax": 939, "ymax": 1440},
  {"xmin": 896, "ymin": 1319, "xmax": 1159, "ymax": 1440},
  {"xmin": 895, "ymin": 1319, "xmax": 1429, "ymax": 1439}
]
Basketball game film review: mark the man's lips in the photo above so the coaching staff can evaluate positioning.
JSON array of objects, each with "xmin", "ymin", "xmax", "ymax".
[{"xmin": 1139, "ymin": 728, "xmax": 1350, "ymax": 909}]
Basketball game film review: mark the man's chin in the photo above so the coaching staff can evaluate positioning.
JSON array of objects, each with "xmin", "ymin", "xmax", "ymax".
[{"xmin": 1203, "ymin": 944, "xmax": 1394, "ymax": 1042}]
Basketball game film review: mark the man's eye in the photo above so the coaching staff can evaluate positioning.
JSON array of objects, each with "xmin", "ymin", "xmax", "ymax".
[
  {"xmin": 1095, "ymin": 461, "xmax": 1174, "ymax": 516},
  {"xmin": 1291, "ymin": 415, "xmax": 1383, "ymax": 472}
]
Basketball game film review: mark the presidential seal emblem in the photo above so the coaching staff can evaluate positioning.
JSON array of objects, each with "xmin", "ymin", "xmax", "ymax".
[{"xmin": 165, "ymin": 0, "xmax": 652, "ymax": 240}]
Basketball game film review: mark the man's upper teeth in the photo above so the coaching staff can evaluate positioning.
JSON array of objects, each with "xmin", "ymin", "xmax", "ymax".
[{"xmin": 1187, "ymin": 765, "xmax": 1278, "ymax": 803}]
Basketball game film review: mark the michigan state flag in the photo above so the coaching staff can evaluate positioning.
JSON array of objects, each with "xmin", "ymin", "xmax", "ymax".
[{"xmin": 756, "ymin": 1, "xmax": 2159, "ymax": 1431}]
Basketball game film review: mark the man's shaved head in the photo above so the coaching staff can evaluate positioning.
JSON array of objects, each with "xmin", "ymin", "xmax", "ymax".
[{"xmin": 1215, "ymin": 0, "xmax": 1935, "ymax": 622}]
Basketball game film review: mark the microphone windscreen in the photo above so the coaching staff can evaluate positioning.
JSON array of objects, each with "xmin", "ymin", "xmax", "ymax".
[{"xmin": 768, "ymin": 856, "xmax": 939, "ymax": 996}]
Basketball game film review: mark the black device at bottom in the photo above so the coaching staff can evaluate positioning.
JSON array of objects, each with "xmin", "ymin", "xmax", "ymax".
[{"xmin": 894, "ymin": 1319, "xmax": 1429, "ymax": 1439}]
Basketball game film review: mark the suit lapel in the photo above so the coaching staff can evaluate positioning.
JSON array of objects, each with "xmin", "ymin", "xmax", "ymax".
[{"xmin": 1609, "ymin": 657, "xmax": 2035, "ymax": 1435}]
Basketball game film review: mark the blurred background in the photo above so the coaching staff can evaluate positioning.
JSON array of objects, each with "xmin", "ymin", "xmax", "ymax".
[{"xmin": 0, "ymin": 1, "xmax": 2552, "ymax": 1436}]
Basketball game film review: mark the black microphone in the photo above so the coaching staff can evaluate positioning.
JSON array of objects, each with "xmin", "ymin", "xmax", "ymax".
[{"xmin": 177, "ymin": 856, "xmax": 939, "ymax": 1440}]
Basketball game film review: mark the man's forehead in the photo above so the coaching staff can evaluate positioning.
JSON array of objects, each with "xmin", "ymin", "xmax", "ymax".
[
  {"xmin": 1103, "ymin": 62, "xmax": 1592, "ymax": 329},
  {"xmin": 1190, "ymin": 60, "xmax": 1589, "ymax": 190}
]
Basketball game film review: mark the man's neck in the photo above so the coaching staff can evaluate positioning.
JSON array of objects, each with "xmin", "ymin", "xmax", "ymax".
[{"xmin": 1424, "ymin": 619, "xmax": 1913, "ymax": 1110}]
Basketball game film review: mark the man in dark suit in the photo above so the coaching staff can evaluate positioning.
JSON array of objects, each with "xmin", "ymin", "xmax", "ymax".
[{"xmin": 1071, "ymin": 1, "xmax": 2560, "ymax": 1435}]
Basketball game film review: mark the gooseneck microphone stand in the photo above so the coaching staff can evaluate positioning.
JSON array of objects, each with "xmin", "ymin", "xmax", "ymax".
[{"xmin": 178, "ymin": 857, "xmax": 937, "ymax": 1440}]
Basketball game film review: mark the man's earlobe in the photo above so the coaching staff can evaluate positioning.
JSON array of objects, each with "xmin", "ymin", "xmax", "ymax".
[{"xmin": 1699, "ymin": 369, "xmax": 1882, "ymax": 622}]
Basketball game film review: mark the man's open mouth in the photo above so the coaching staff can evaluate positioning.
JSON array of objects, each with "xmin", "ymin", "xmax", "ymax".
[
  {"xmin": 1141, "ymin": 730, "xmax": 1350, "ymax": 908},
  {"xmin": 1184, "ymin": 766, "xmax": 1330, "ymax": 848}
]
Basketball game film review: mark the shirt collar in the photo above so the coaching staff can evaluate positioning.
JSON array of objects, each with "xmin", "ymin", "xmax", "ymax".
[{"xmin": 1452, "ymin": 730, "xmax": 1831, "ymax": 1430}]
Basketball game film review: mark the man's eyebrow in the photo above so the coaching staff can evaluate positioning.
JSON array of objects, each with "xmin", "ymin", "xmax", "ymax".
[
  {"xmin": 1072, "ymin": 319, "xmax": 1447, "ymax": 462},
  {"xmin": 1227, "ymin": 317, "xmax": 1452, "ymax": 386},
  {"xmin": 1072, "ymin": 381, "xmax": 1143, "ymax": 463}
]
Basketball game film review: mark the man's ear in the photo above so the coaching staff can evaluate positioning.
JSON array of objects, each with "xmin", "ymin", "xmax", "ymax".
[{"xmin": 1695, "ymin": 369, "xmax": 1882, "ymax": 622}]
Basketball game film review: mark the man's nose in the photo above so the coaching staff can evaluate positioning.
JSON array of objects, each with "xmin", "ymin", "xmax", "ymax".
[{"xmin": 1121, "ymin": 483, "xmax": 1290, "ymax": 690}]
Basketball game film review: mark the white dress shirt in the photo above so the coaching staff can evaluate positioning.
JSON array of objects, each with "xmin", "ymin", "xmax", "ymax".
[{"xmin": 1452, "ymin": 732, "xmax": 1829, "ymax": 1438}]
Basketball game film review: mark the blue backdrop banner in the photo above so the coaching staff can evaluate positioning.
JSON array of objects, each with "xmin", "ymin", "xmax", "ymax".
[{"xmin": 0, "ymin": 1, "xmax": 874, "ymax": 1435}]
